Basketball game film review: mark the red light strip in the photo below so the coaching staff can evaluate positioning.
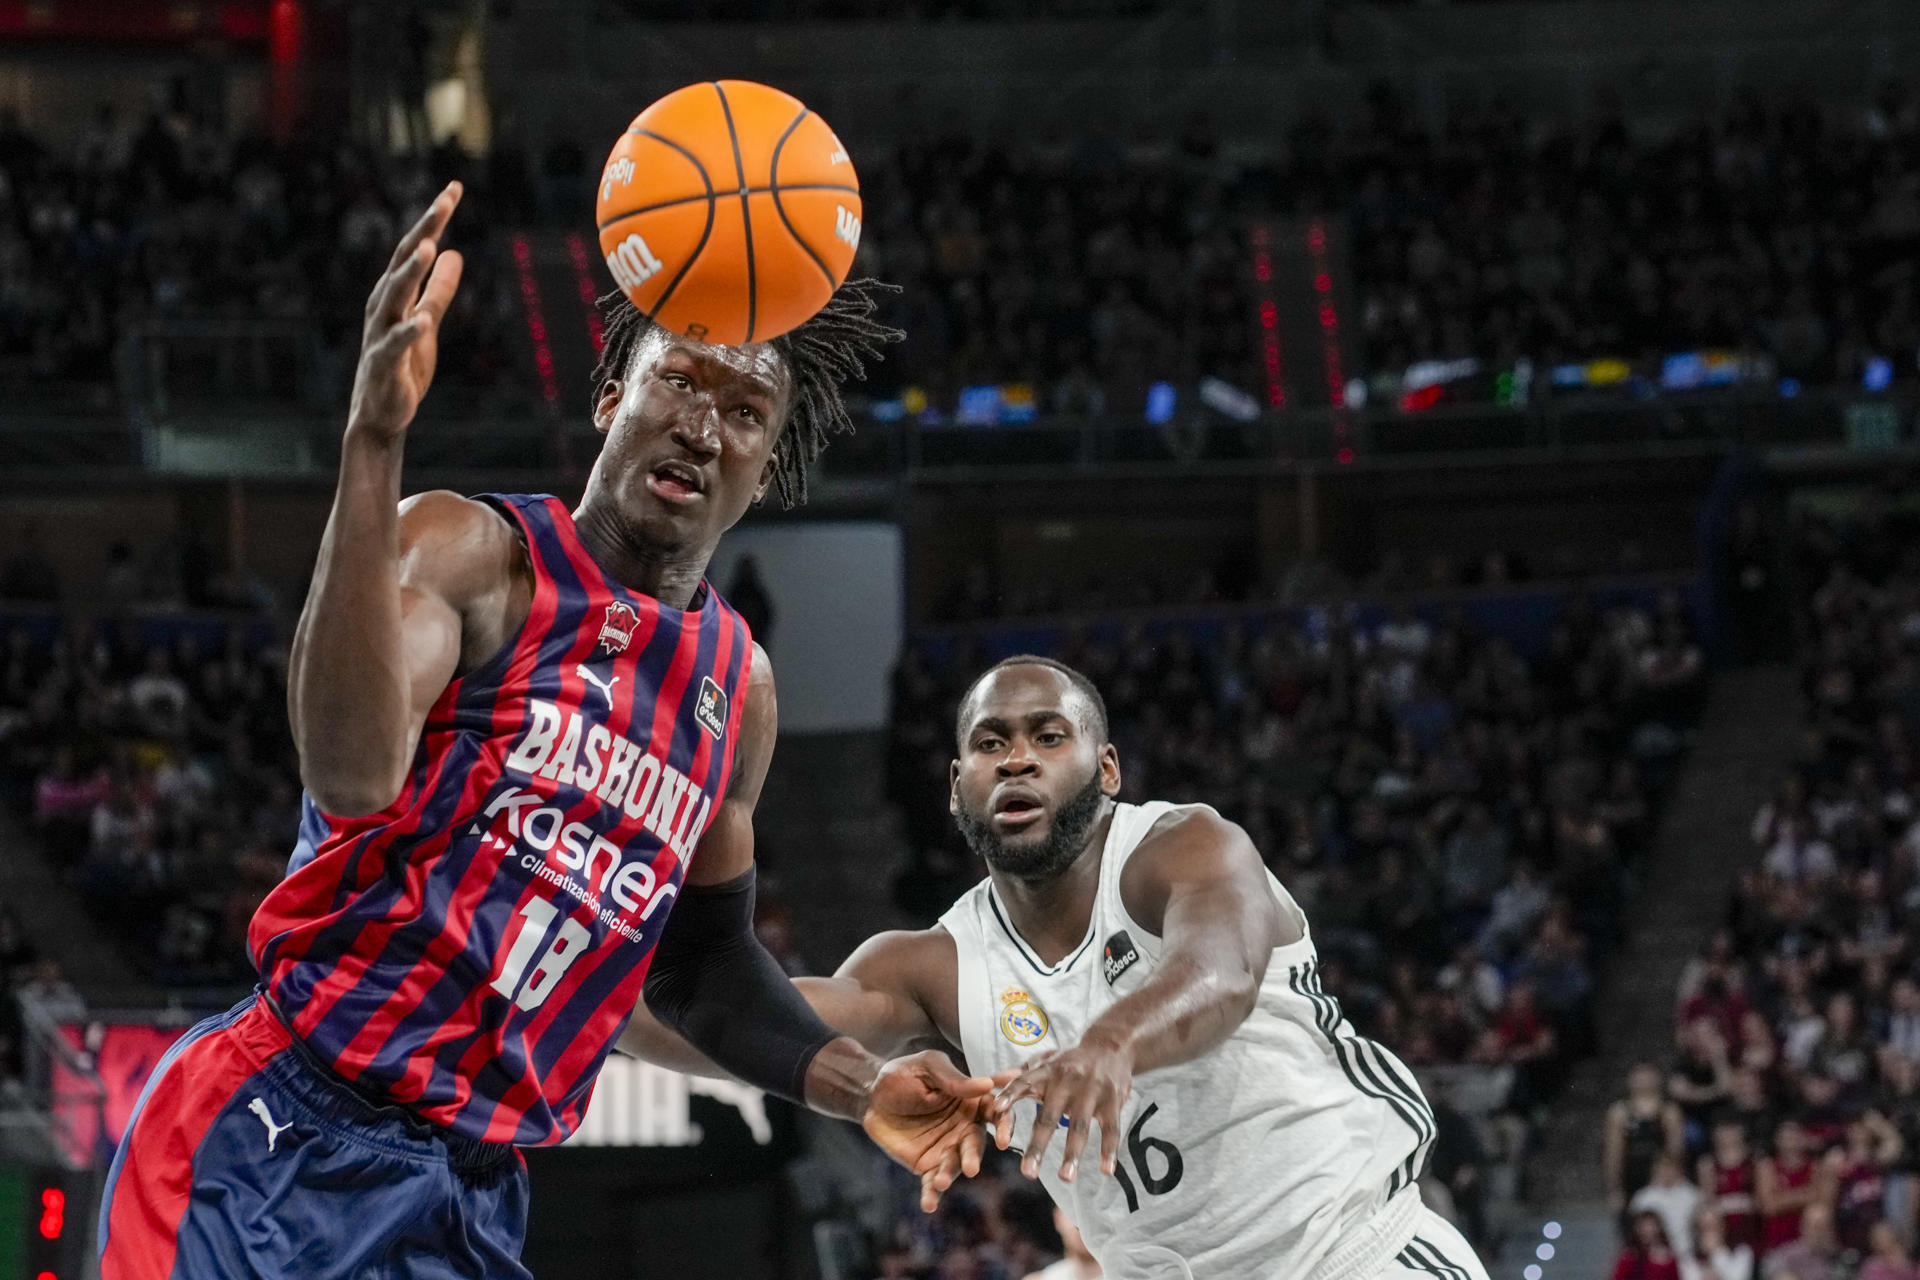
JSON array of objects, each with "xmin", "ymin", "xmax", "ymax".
[
  {"xmin": 39, "ymin": 1187, "xmax": 64, "ymax": 1239},
  {"xmin": 564, "ymin": 232, "xmax": 606, "ymax": 354},
  {"xmin": 511, "ymin": 234, "xmax": 560, "ymax": 408},
  {"xmin": 1305, "ymin": 220, "xmax": 1351, "ymax": 463},
  {"xmin": 1249, "ymin": 224, "xmax": 1287, "ymax": 410}
]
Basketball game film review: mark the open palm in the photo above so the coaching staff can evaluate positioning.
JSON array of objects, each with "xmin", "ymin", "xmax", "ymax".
[
  {"xmin": 861, "ymin": 1050, "xmax": 997, "ymax": 1209},
  {"xmin": 347, "ymin": 181, "xmax": 466, "ymax": 441}
]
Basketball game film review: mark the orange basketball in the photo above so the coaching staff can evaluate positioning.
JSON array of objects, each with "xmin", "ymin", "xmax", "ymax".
[{"xmin": 594, "ymin": 80, "xmax": 862, "ymax": 346}]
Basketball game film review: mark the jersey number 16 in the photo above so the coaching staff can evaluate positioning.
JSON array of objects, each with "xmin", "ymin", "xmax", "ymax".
[{"xmin": 1113, "ymin": 1102, "xmax": 1184, "ymax": 1213}]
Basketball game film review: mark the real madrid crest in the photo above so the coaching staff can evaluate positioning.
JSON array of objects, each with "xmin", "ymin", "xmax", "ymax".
[{"xmin": 998, "ymin": 987, "xmax": 1050, "ymax": 1047}]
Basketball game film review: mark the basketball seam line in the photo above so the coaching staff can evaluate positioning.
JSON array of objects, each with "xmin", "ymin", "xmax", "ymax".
[
  {"xmin": 622, "ymin": 129, "xmax": 714, "ymax": 329},
  {"xmin": 712, "ymin": 81, "xmax": 756, "ymax": 342},
  {"xmin": 769, "ymin": 107, "xmax": 840, "ymax": 292},
  {"xmin": 596, "ymin": 183, "xmax": 859, "ymax": 234}
]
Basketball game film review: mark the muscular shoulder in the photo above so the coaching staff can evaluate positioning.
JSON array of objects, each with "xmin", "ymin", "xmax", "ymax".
[
  {"xmin": 841, "ymin": 927, "xmax": 962, "ymax": 1045},
  {"xmin": 840, "ymin": 926, "xmax": 958, "ymax": 982},
  {"xmin": 397, "ymin": 491, "xmax": 531, "ymax": 664},
  {"xmin": 396, "ymin": 491, "xmax": 522, "ymax": 602},
  {"xmin": 1119, "ymin": 805, "xmax": 1289, "ymax": 938}
]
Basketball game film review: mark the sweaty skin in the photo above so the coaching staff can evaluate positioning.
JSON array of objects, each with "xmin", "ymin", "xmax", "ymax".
[
  {"xmin": 619, "ymin": 663, "xmax": 1295, "ymax": 1206},
  {"xmin": 287, "ymin": 180, "xmax": 993, "ymax": 1187}
]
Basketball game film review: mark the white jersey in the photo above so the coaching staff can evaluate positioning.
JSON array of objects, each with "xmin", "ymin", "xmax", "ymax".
[{"xmin": 939, "ymin": 802, "xmax": 1438, "ymax": 1280}]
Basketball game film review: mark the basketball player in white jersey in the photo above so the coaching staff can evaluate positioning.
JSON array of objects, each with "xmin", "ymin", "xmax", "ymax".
[{"xmin": 621, "ymin": 655, "xmax": 1488, "ymax": 1280}]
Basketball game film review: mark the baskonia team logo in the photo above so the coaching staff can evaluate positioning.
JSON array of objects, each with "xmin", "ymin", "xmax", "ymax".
[
  {"xmin": 999, "ymin": 987, "xmax": 1050, "ymax": 1046},
  {"xmin": 598, "ymin": 602, "xmax": 641, "ymax": 656}
]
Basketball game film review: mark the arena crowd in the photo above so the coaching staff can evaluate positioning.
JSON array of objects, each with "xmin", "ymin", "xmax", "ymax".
[{"xmin": 1606, "ymin": 508, "xmax": 1920, "ymax": 1280}]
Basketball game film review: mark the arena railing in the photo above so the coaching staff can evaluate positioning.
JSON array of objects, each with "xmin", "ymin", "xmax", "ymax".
[{"xmin": 0, "ymin": 378, "xmax": 1903, "ymax": 482}]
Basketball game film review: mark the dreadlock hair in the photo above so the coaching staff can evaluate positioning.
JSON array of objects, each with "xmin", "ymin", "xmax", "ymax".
[{"xmin": 589, "ymin": 279, "xmax": 904, "ymax": 509}]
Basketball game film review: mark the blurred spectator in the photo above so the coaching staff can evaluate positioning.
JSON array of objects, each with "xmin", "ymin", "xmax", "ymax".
[
  {"xmin": 1612, "ymin": 1209, "xmax": 1684, "ymax": 1280},
  {"xmin": 1829, "ymin": 1113, "xmax": 1903, "ymax": 1252},
  {"xmin": 1607, "ymin": 1062, "xmax": 1685, "ymax": 1215},
  {"xmin": 1631, "ymin": 1153, "xmax": 1703, "ymax": 1258},
  {"xmin": 1758, "ymin": 1122, "xmax": 1835, "ymax": 1256},
  {"xmin": 1761, "ymin": 1203, "xmax": 1843, "ymax": 1280},
  {"xmin": 1861, "ymin": 1220, "xmax": 1920, "ymax": 1280},
  {"xmin": 17, "ymin": 958, "xmax": 82, "ymax": 1023},
  {"xmin": 1689, "ymin": 1206, "xmax": 1755, "ymax": 1280},
  {"xmin": 1698, "ymin": 1119, "xmax": 1762, "ymax": 1255}
]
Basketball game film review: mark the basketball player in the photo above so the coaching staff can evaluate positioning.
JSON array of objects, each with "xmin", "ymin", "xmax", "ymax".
[
  {"xmin": 625, "ymin": 655, "xmax": 1491, "ymax": 1280},
  {"xmin": 95, "ymin": 183, "xmax": 996, "ymax": 1277}
]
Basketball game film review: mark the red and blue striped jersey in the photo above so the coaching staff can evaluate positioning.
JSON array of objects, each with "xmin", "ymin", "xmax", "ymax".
[{"xmin": 248, "ymin": 494, "xmax": 754, "ymax": 1146}]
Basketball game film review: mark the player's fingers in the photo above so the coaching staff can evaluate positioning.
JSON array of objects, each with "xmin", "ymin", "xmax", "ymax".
[
  {"xmin": 364, "ymin": 314, "xmax": 426, "ymax": 370},
  {"xmin": 994, "ymin": 1100, "xmax": 1016, "ymax": 1151},
  {"xmin": 917, "ymin": 1051, "xmax": 1000, "ymax": 1100},
  {"xmin": 413, "ymin": 249, "xmax": 464, "ymax": 327},
  {"xmin": 1056, "ymin": 1091, "xmax": 1098, "ymax": 1183},
  {"xmin": 368, "ymin": 240, "xmax": 432, "ymax": 328},
  {"xmin": 959, "ymin": 1119, "xmax": 984, "ymax": 1179},
  {"xmin": 1022, "ymin": 1084, "xmax": 1071, "ymax": 1178},
  {"xmin": 920, "ymin": 1169, "xmax": 942, "ymax": 1214},
  {"xmin": 990, "ymin": 1063, "xmax": 1053, "ymax": 1114},
  {"xmin": 1099, "ymin": 1099, "xmax": 1123, "ymax": 1176},
  {"xmin": 384, "ymin": 181, "xmax": 463, "ymax": 275}
]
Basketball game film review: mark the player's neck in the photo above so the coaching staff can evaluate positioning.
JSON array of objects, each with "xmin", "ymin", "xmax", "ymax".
[
  {"xmin": 571, "ymin": 498, "xmax": 711, "ymax": 610},
  {"xmin": 989, "ymin": 809, "xmax": 1113, "ymax": 966}
]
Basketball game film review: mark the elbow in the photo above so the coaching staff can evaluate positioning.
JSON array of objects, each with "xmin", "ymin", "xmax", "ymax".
[
  {"xmin": 1228, "ymin": 972, "xmax": 1260, "ymax": 1024},
  {"xmin": 1205, "ymin": 965, "xmax": 1260, "ymax": 1026},
  {"xmin": 299, "ymin": 760, "xmax": 405, "ymax": 818}
]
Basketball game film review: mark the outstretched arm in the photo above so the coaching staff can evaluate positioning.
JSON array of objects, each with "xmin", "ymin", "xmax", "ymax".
[
  {"xmin": 990, "ymin": 806, "xmax": 1288, "ymax": 1183},
  {"xmin": 291, "ymin": 182, "xmax": 512, "ymax": 816},
  {"xmin": 620, "ymin": 927, "xmax": 952, "ymax": 1070},
  {"xmin": 639, "ymin": 650, "xmax": 990, "ymax": 1195}
]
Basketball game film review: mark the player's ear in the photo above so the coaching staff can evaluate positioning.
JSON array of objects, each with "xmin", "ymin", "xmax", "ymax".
[
  {"xmin": 752, "ymin": 452, "xmax": 777, "ymax": 504},
  {"xmin": 949, "ymin": 759, "xmax": 962, "ymax": 815},
  {"xmin": 1099, "ymin": 743, "xmax": 1122, "ymax": 798},
  {"xmin": 592, "ymin": 379, "xmax": 624, "ymax": 436}
]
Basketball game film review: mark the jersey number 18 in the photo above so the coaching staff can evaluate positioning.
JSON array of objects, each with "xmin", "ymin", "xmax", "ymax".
[{"xmin": 492, "ymin": 898, "xmax": 592, "ymax": 1011}]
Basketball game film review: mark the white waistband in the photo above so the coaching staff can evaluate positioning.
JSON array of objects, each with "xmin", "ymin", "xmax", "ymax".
[{"xmin": 1308, "ymin": 1185, "xmax": 1424, "ymax": 1280}]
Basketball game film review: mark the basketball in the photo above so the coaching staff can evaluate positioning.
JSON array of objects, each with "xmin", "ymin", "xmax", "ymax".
[{"xmin": 594, "ymin": 80, "xmax": 862, "ymax": 346}]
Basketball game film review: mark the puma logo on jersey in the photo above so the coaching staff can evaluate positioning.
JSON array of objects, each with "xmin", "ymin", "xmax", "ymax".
[
  {"xmin": 248, "ymin": 1098, "xmax": 295, "ymax": 1153},
  {"xmin": 1103, "ymin": 930, "xmax": 1140, "ymax": 985},
  {"xmin": 577, "ymin": 664, "xmax": 619, "ymax": 709}
]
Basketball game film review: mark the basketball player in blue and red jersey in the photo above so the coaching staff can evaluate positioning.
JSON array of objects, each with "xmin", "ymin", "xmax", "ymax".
[{"xmin": 96, "ymin": 183, "xmax": 996, "ymax": 1278}]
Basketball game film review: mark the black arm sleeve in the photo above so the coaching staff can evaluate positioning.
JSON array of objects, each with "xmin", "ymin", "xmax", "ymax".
[{"xmin": 641, "ymin": 868, "xmax": 840, "ymax": 1104}]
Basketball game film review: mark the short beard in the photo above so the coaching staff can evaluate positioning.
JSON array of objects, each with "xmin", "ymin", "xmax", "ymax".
[{"xmin": 954, "ymin": 772, "xmax": 1107, "ymax": 882}]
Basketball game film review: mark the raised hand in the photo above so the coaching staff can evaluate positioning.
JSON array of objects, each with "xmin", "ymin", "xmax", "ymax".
[
  {"xmin": 860, "ymin": 1050, "xmax": 998, "ymax": 1211},
  {"xmin": 348, "ymin": 181, "xmax": 466, "ymax": 442},
  {"xmin": 988, "ymin": 1035, "xmax": 1134, "ymax": 1184}
]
